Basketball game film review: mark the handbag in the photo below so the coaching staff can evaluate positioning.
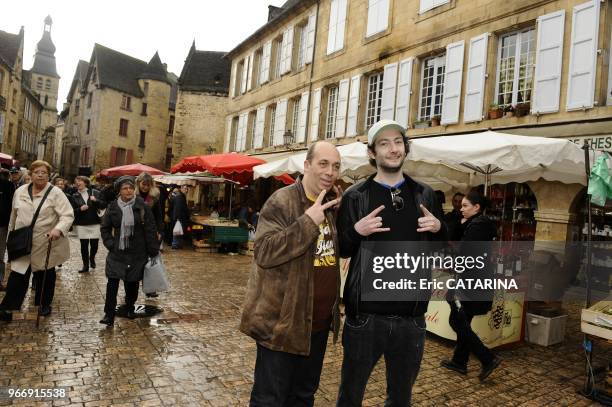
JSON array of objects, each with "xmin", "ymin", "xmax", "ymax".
[
  {"xmin": 6, "ymin": 185, "xmax": 53, "ymax": 262},
  {"xmin": 143, "ymin": 255, "xmax": 170, "ymax": 293}
]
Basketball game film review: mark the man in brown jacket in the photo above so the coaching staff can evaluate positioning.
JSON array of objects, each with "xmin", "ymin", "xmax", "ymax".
[{"xmin": 240, "ymin": 141, "xmax": 342, "ymax": 406}]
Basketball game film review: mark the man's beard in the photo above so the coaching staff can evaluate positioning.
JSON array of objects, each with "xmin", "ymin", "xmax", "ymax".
[{"xmin": 377, "ymin": 156, "xmax": 404, "ymax": 173}]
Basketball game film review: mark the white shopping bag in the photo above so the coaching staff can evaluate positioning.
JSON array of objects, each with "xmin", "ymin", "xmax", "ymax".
[
  {"xmin": 172, "ymin": 220, "xmax": 184, "ymax": 236},
  {"xmin": 143, "ymin": 255, "xmax": 170, "ymax": 294}
]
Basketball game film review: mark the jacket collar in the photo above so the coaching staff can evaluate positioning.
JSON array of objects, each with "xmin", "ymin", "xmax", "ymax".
[
  {"xmin": 294, "ymin": 176, "xmax": 311, "ymax": 206},
  {"xmin": 358, "ymin": 172, "xmax": 425, "ymax": 194}
]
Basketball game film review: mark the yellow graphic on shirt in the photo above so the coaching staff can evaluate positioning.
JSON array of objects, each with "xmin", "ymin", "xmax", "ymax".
[{"xmin": 314, "ymin": 220, "xmax": 336, "ymax": 268}]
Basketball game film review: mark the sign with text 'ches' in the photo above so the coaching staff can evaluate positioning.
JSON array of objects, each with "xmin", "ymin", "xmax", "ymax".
[{"xmin": 568, "ymin": 135, "xmax": 612, "ymax": 152}]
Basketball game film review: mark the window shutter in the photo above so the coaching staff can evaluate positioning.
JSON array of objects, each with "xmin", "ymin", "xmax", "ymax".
[
  {"xmin": 110, "ymin": 147, "xmax": 117, "ymax": 167},
  {"xmin": 441, "ymin": 40, "xmax": 465, "ymax": 125},
  {"xmin": 531, "ymin": 11, "xmax": 565, "ymax": 114},
  {"xmin": 381, "ymin": 62, "xmax": 398, "ymax": 120},
  {"xmin": 335, "ymin": 79, "xmax": 350, "ymax": 138},
  {"xmin": 367, "ymin": 0, "xmax": 388, "ymax": 37},
  {"xmin": 464, "ymin": 33, "xmax": 489, "ymax": 123},
  {"xmin": 347, "ymin": 75, "xmax": 362, "ymax": 136},
  {"xmin": 366, "ymin": 0, "xmax": 377, "ymax": 37},
  {"xmin": 126, "ymin": 149, "xmax": 133, "ymax": 165},
  {"xmin": 306, "ymin": 13, "xmax": 316, "ymax": 63},
  {"xmin": 224, "ymin": 118, "xmax": 232, "ymax": 152},
  {"xmin": 377, "ymin": 0, "xmax": 389, "ymax": 34},
  {"xmin": 419, "ymin": 0, "xmax": 434, "ymax": 14},
  {"xmin": 336, "ymin": 0, "xmax": 347, "ymax": 52},
  {"xmin": 395, "ymin": 58, "xmax": 414, "ymax": 128},
  {"xmin": 254, "ymin": 106, "xmax": 266, "ymax": 148},
  {"xmin": 230, "ymin": 63, "xmax": 237, "ymax": 97},
  {"xmin": 260, "ymin": 41, "xmax": 272, "ymax": 84},
  {"xmin": 274, "ymin": 99, "xmax": 288, "ymax": 146},
  {"xmin": 282, "ymin": 28, "xmax": 294, "ymax": 74},
  {"xmin": 240, "ymin": 59, "xmax": 248, "ymax": 94},
  {"xmin": 310, "ymin": 88, "xmax": 322, "ymax": 141},
  {"xmin": 236, "ymin": 114, "xmax": 244, "ymax": 151},
  {"xmin": 327, "ymin": 0, "xmax": 339, "ymax": 54},
  {"xmin": 297, "ymin": 92, "xmax": 310, "ymax": 142},
  {"xmin": 566, "ymin": 0, "xmax": 600, "ymax": 111},
  {"xmin": 246, "ymin": 52, "xmax": 255, "ymax": 91}
]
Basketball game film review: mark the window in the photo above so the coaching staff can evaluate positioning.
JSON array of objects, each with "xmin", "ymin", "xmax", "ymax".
[
  {"xmin": 168, "ymin": 115, "xmax": 175, "ymax": 135},
  {"xmin": 44, "ymin": 95, "xmax": 48, "ymax": 106},
  {"xmin": 268, "ymin": 105, "xmax": 277, "ymax": 146},
  {"xmin": 326, "ymin": 87, "xmax": 339, "ymax": 139},
  {"xmin": 273, "ymin": 37, "xmax": 283, "ymax": 80},
  {"xmin": 45, "ymin": 79, "xmax": 51, "ymax": 91},
  {"xmin": 165, "ymin": 147, "xmax": 173, "ymax": 169},
  {"xmin": 248, "ymin": 111, "xmax": 257, "ymax": 150},
  {"xmin": 139, "ymin": 130, "xmax": 146, "ymax": 148},
  {"xmin": 119, "ymin": 118, "xmax": 129, "ymax": 137},
  {"xmin": 327, "ymin": 0, "xmax": 347, "ymax": 54},
  {"xmin": 81, "ymin": 147, "xmax": 90, "ymax": 165},
  {"xmin": 254, "ymin": 48, "xmax": 263, "ymax": 87},
  {"xmin": 24, "ymin": 99, "xmax": 32, "ymax": 122},
  {"xmin": 419, "ymin": 55, "xmax": 446, "ymax": 120},
  {"xmin": 115, "ymin": 148, "xmax": 127, "ymax": 166},
  {"xmin": 143, "ymin": 82, "xmax": 149, "ymax": 95},
  {"xmin": 75, "ymin": 99, "xmax": 80, "ymax": 115},
  {"xmin": 366, "ymin": 0, "xmax": 390, "ymax": 38},
  {"xmin": 420, "ymin": 0, "xmax": 450, "ymax": 14},
  {"xmin": 12, "ymin": 89, "xmax": 17, "ymax": 107},
  {"xmin": 36, "ymin": 77, "xmax": 43, "ymax": 90},
  {"xmin": 141, "ymin": 102, "xmax": 148, "ymax": 116},
  {"xmin": 366, "ymin": 72, "xmax": 384, "ymax": 128},
  {"xmin": 297, "ymin": 24, "xmax": 309, "ymax": 69},
  {"xmin": 87, "ymin": 92, "xmax": 92, "ymax": 108},
  {"xmin": 496, "ymin": 27, "xmax": 536, "ymax": 108},
  {"xmin": 121, "ymin": 95, "xmax": 131, "ymax": 110},
  {"xmin": 291, "ymin": 97, "xmax": 301, "ymax": 136},
  {"xmin": 86, "ymin": 119, "xmax": 91, "ymax": 134}
]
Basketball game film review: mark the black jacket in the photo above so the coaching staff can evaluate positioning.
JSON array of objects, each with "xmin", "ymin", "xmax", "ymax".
[
  {"xmin": 101, "ymin": 196, "xmax": 159, "ymax": 282},
  {"xmin": 0, "ymin": 179, "xmax": 15, "ymax": 227},
  {"xmin": 139, "ymin": 191, "xmax": 163, "ymax": 233},
  {"xmin": 171, "ymin": 192, "xmax": 190, "ymax": 226},
  {"xmin": 71, "ymin": 188, "xmax": 107, "ymax": 226},
  {"xmin": 338, "ymin": 174, "xmax": 447, "ymax": 318}
]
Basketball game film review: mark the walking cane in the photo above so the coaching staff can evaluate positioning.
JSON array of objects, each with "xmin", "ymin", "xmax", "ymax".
[{"xmin": 36, "ymin": 240, "xmax": 53, "ymax": 328}]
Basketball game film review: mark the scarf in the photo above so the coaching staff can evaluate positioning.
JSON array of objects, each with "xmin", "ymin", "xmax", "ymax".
[{"xmin": 117, "ymin": 197, "xmax": 136, "ymax": 250}]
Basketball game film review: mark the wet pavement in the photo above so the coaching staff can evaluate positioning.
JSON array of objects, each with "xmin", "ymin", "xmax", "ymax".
[{"xmin": 0, "ymin": 236, "xmax": 610, "ymax": 406}]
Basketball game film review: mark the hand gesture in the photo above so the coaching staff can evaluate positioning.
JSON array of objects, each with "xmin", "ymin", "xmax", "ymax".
[
  {"xmin": 330, "ymin": 185, "xmax": 343, "ymax": 211},
  {"xmin": 80, "ymin": 204, "xmax": 89, "ymax": 211},
  {"xmin": 417, "ymin": 204, "xmax": 441, "ymax": 233},
  {"xmin": 354, "ymin": 205, "xmax": 390, "ymax": 236},
  {"xmin": 90, "ymin": 195, "xmax": 97, "ymax": 202},
  {"xmin": 305, "ymin": 190, "xmax": 341, "ymax": 225}
]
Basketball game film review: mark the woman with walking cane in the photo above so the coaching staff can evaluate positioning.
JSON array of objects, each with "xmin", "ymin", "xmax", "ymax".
[{"xmin": 0, "ymin": 160, "xmax": 74, "ymax": 322}]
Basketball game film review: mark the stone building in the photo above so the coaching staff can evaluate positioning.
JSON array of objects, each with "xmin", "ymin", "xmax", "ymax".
[
  {"xmin": 62, "ymin": 44, "xmax": 177, "ymax": 177},
  {"xmin": 225, "ymin": 0, "xmax": 612, "ymax": 244},
  {"xmin": 16, "ymin": 70, "xmax": 44, "ymax": 167},
  {"xmin": 0, "ymin": 27, "xmax": 24, "ymax": 157},
  {"xmin": 171, "ymin": 42, "xmax": 230, "ymax": 165}
]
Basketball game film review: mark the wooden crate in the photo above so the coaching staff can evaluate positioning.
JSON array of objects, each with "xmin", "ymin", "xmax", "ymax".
[{"xmin": 581, "ymin": 301, "xmax": 612, "ymax": 340}]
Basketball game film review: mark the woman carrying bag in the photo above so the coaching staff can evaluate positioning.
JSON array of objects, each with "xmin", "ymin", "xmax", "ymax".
[
  {"xmin": 71, "ymin": 176, "xmax": 107, "ymax": 273},
  {"xmin": 99, "ymin": 176, "xmax": 159, "ymax": 326},
  {"xmin": 0, "ymin": 160, "xmax": 74, "ymax": 322}
]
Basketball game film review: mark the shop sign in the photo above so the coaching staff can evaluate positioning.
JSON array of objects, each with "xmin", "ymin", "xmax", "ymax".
[{"xmin": 568, "ymin": 136, "xmax": 612, "ymax": 151}]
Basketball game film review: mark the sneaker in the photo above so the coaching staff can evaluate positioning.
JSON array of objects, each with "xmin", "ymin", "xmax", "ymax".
[
  {"xmin": 99, "ymin": 314, "xmax": 114, "ymax": 326},
  {"xmin": 441, "ymin": 359, "xmax": 467, "ymax": 375},
  {"xmin": 479, "ymin": 357, "xmax": 502, "ymax": 382}
]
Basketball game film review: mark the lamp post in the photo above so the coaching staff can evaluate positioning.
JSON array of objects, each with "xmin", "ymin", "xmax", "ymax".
[
  {"xmin": 283, "ymin": 130, "xmax": 294, "ymax": 149},
  {"xmin": 206, "ymin": 145, "xmax": 215, "ymax": 155}
]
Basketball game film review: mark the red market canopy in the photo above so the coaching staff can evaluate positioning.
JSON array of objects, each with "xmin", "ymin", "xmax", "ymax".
[
  {"xmin": 0, "ymin": 152, "xmax": 14, "ymax": 166},
  {"xmin": 99, "ymin": 163, "xmax": 166, "ymax": 178},
  {"xmin": 171, "ymin": 152, "xmax": 294, "ymax": 185}
]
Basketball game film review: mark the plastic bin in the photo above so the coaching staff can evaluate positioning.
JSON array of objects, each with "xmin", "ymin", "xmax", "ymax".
[{"xmin": 525, "ymin": 313, "xmax": 567, "ymax": 346}]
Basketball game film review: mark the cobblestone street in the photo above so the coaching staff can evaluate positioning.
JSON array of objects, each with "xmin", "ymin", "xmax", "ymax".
[{"xmin": 0, "ymin": 237, "xmax": 609, "ymax": 406}]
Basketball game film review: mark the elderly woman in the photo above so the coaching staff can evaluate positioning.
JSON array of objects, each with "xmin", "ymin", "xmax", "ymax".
[
  {"xmin": 99, "ymin": 176, "xmax": 159, "ymax": 326},
  {"xmin": 71, "ymin": 176, "xmax": 107, "ymax": 273},
  {"xmin": 0, "ymin": 160, "xmax": 74, "ymax": 321}
]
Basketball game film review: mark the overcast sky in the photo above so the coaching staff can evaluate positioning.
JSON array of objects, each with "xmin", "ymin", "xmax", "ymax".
[{"xmin": 2, "ymin": 0, "xmax": 286, "ymax": 111}]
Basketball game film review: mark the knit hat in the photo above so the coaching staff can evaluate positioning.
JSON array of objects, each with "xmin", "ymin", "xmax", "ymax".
[{"xmin": 114, "ymin": 175, "xmax": 136, "ymax": 192}]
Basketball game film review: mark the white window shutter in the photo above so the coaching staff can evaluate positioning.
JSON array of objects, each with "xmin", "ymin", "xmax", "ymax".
[
  {"xmin": 395, "ymin": 58, "xmax": 414, "ymax": 128},
  {"xmin": 347, "ymin": 75, "xmax": 362, "ymax": 136},
  {"xmin": 229, "ymin": 63, "xmax": 237, "ymax": 97},
  {"xmin": 260, "ymin": 41, "xmax": 271, "ymax": 84},
  {"xmin": 381, "ymin": 62, "xmax": 398, "ymax": 120},
  {"xmin": 463, "ymin": 34, "xmax": 489, "ymax": 123},
  {"xmin": 310, "ymin": 88, "xmax": 322, "ymax": 141},
  {"xmin": 366, "ymin": 0, "xmax": 378, "ymax": 37},
  {"xmin": 420, "ymin": 0, "xmax": 434, "ymax": 14},
  {"xmin": 335, "ymin": 79, "xmax": 350, "ymax": 138},
  {"xmin": 254, "ymin": 106, "xmax": 266, "ymax": 149},
  {"xmin": 532, "ymin": 11, "xmax": 565, "ymax": 114},
  {"xmin": 336, "ymin": 0, "xmax": 347, "ymax": 52},
  {"xmin": 296, "ymin": 92, "xmax": 310, "ymax": 142},
  {"xmin": 282, "ymin": 28, "xmax": 294, "ymax": 74},
  {"xmin": 246, "ymin": 52, "xmax": 255, "ymax": 91},
  {"xmin": 566, "ymin": 0, "xmax": 600, "ymax": 111},
  {"xmin": 274, "ymin": 99, "xmax": 288, "ymax": 146},
  {"xmin": 279, "ymin": 31, "xmax": 288, "ymax": 74},
  {"xmin": 242, "ymin": 113, "xmax": 250, "ymax": 151},
  {"xmin": 377, "ymin": 0, "xmax": 389, "ymax": 34},
  {"xmin": 240, "ymin": 59, "xmax": 248, "ymax": 94},
  {"xmin": 224, "ymin": 118, "xmax": 232, "ymax": 152},
  {"xmin": 236, "ymin": 114, "xmax": 245, "ymax": 151},
  {"xmin": 441, "ymin": 40, "xmax": 465, "ymax": 125},
  {"xmin": 327, "ymin": 0, "xmax": 339, "ymax": 54},
  {"xmin": 306, "ymin": 13, "xmax": 316, "ymax": 63}
]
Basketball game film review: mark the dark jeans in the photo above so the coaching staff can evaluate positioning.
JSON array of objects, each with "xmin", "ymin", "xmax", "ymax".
[
  {"xmin": 250, "ymin": 329, "xmax": 329, "ymax": 407},
  {"xmin": 337, "ymin": 314, "xmax": 426, "ymax": 407},
  {"xmin": 448, "ymin": 302, "xmax": 494, "ymax": 367},
  {"xmin": 79, "ymin": 239, "xmax": 99, "ymax": 266},
  {"xmin": 104, "ymin": 278, "xmax": 139, "ymax": 316},
  {"xmin": 0, "ymin": 267, "xmax": 56, "ymax": 310}
]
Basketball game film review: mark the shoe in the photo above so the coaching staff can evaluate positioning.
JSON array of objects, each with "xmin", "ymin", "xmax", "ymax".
[
  {"xmin": 0, "ymin": 310, "xmax": 12, "ymax": 322},
  {"xmin": 90, "ymin": 257, "xmax": 96, "ymax": 269},
  {"xmin": 99, "ymin": 314, "xmax": 114, "ymax": 326},
  {"xmin": 479, "ymin": 357, "xmax": 502, "ymax": 382},
  {"xmin": 441, "ymin": 359, "xmax": 467, "ymax": 375},
  {"xmin": 38, "ymin": 306, "xmax": 52, "ymax": 317},
  {"xmin": 57, "ymin": 264, "xmax": 62, "ymax": 268},
  {"xmin": 78, "ymin": 267, "xmax": 89, "ymax": 273},
  {"xmin": 126, "ymin": 310, "xmax": 137, "ymax": 319},
  {"xmin": 146, "ymin": 293, "xmax": 159, "ymax": 298}
]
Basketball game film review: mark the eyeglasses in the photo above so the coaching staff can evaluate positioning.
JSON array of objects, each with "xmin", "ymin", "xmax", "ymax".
[{"xmin": 390, "ymin": 187, "xmax": 404, "ymax": 211}]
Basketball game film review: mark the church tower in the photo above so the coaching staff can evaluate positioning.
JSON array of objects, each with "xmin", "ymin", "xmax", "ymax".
[{"xmin": 31, "ymin": 15, "xmax": 60, "ymax": 132}]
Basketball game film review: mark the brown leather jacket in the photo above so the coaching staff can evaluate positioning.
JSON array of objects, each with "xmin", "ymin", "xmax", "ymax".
[{"xmin": 239, "ymin": 178, "xmax": 340, "ymax": 356}]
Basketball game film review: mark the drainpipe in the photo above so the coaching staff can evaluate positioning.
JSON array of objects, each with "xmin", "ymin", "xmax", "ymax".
[{"xmin": 303, "ymin": 0, "xmax": 320, "ymax": 148}]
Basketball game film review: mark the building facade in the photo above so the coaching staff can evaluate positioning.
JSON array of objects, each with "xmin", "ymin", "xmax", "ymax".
[
  {"xmin": 16, "ymin": 71, "xmax": 43, "ymax": 167},
  {"xmin": 0, "ymin": 27, "xmax": 24, "ymax": 158},
  {"xmin": 225, "ymin": 0, "xmax": 612, "ymax": 243},
  {"xmin": 171, "ymin": 42, "xmax": 230, "ymax": 165},
  {"xmin": 62, "ymin": 44, "xmax": 177, "ymax": 177}
]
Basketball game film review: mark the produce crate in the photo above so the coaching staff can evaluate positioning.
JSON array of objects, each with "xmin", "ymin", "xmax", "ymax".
[
  {"xmin": 212, "ymin": 226, "xmax": 249, "ymax": 244},
  {"xmin": 581, "ymin": 301, "xmax": 612, "ymax": 340}
]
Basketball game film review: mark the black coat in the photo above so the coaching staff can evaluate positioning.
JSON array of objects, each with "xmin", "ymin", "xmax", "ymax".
[
  {"xmin": 171, "ymin": 192, "xmax": 190, "ymax": 226},
  {"xmin": 101, "ymin": 197, "xmax": 159, "ymax": 282},
  {"xmin": 71, "ymin": 188, "xmax": 107, "ymax": 226},
  {"xmin": 0, "ymin": 179, "xmax": 15, "ymax": 227}
]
